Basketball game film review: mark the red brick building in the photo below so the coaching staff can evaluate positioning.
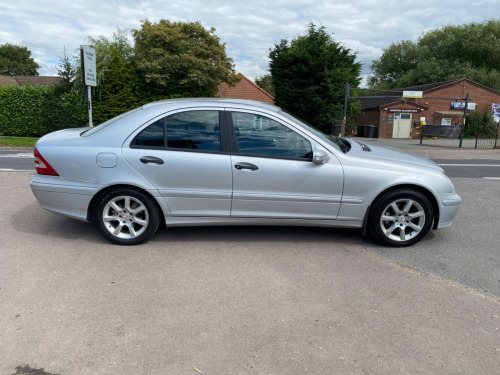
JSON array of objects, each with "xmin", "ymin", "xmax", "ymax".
[
  {"xmin": 356, "ymin": 78, "xmax": 500, "ymax": 138},
  {"xmin": 217, "ymin": 73, "xmax": 274, "ymax": 104}
]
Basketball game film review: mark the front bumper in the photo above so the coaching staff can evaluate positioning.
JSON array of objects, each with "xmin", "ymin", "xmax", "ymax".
[{"xmin": 436, "ymin": 192, "xmax": 462, "ymax": 229}]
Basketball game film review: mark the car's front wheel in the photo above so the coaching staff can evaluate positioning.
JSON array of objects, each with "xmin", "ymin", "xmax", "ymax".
[
  {"xmin": 95, "ymin": 188, "xmax": 160, "ymax": 245},
  {"xmin": 369, "ymin": 189, "xmax": 433, "ymax": 247}
]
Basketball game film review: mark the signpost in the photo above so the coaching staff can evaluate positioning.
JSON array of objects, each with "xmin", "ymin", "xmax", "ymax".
[{"xmin": 80, "ymin": 46, "xmax": 97, "ymax": 127}]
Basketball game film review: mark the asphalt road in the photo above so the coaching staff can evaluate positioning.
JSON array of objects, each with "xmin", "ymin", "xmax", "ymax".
[
  {"xmin": 363, "ymin": 177, "xmax": 500, "ymax": 296},
  {"xmin": 1, "ymin": 149, "xmax": 499, "ymax": 296},
  {"xmin": 0, "ymin": 171, "xmax": 499, "ymax": 375},
  {"xmin": 433, "ymin": 158, "xmax": 500, "ymax": 178},
  {"xmin": 0, "ymin": 150, "xmax": 34, "ymax": 171}
]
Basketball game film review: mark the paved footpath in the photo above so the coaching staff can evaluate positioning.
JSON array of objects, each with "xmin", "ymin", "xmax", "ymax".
[{"xmin": 359, "ymin": 137, "xmax": 500, "ymax": 160}]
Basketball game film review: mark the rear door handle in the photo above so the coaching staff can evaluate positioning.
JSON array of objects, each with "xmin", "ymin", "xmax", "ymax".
[
  {"xmin": 234, "ymin": 162, "xmax": 259, "ymax": 171},
  {"xmin": 140, "ymin": 156, "xmax": 164, "ymax": 165}
]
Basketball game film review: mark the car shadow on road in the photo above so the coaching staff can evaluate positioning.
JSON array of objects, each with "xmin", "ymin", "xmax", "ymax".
[
  {"xmin": 153, "ymin": 224, "xmax": 365, "ymax": 246},
  {"xmin": 14, "ymin": 201, "xmax": 380, "ymax": 248},
  {"xmin": 11, "ymin": 202, "xmax": 106, "ymax": 244}
]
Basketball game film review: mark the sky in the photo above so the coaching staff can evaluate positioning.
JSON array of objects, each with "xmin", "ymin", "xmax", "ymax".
[{"xmin": 0, "ymin": 0, "xmax": 497, "ymax": 86}]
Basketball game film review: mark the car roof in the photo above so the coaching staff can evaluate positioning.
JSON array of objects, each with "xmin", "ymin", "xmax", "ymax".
[{"xmin": 141, "ymin": 97, "xmax": 281, "ymax": 113}]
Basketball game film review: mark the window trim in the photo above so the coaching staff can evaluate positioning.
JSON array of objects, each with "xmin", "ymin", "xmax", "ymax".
[{"xmin": 129, "ymin": 110, "xmax": 229, "ymax": 154}]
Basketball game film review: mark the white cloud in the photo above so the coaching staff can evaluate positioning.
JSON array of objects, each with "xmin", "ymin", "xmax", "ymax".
[{"xmin": 0, "ymin": 0, "xmax": 496, "ymax": 81}]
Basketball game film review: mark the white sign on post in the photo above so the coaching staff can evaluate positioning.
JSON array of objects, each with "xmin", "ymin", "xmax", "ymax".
[
  {"xmin": 81, "ymin": 45, "xmax": 97, "ymax": 86},
  {"xmin": 80, "ymin": 45, "xmax": 97, "ymax": 127},
  {"xmin": 403, "ymin": 91, "xmax": 423, "ymax": 98}
]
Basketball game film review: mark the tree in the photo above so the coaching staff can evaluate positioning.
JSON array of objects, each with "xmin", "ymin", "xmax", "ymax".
[
  {"xmin": 86, "ymin": 28, "xmax": 135, "ymax": 87},
  {"xmin": 80, "ymin": 29, "xmax": 149, "ymax": 123},
  {"xmin": 47, "ymin": 48, "xmax": 87, "ymax": 130},
  {"xmin": 132, "ymin": 19, "xmax": 238, "ymax": 98},
  {"xmin": 369, "ymin": 20, "xmax": 500, "ymax": 90},
  {"xmin": 91, "ymin": 48, "xmax": 147, "ymax": 122},
  {"xmin": 0, "ymin": 43, "xmax": 40, "ymax": 76},
  {"xmin": 255, "ymin": 74, "xmax": 275, "ymax": 97},
  {"xmin": 57, "ymin": 48, "xmax": 76, "ymax": 85},
  {"xmin": 368, "ymin": 40, "xmax": 419, "ymax": 88},
  {"xmin": 269, "ymin": 24, "xmax": 361, "ymax": 133}
]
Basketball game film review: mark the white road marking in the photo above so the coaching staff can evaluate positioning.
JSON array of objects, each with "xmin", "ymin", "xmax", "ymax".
[
  {"xmin": 438, "ymin": 163, "xmax": 500, "ymax": 167},
  {"xmin": 0, "ymin": 169, "xmax": 33, "ymax": 173},
  {"xmin": 0, "ymin": 153, "xmax": 34, "ymax": 158}
]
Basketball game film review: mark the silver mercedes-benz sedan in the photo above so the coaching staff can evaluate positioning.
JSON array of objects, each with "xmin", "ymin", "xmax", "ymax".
[{"xmin": 30, "ymin": 98, "xmax": 461, "ymax": 246}]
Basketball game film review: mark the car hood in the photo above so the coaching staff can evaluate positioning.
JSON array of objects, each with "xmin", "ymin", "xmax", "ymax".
[{"xmin": 348, "ymin": 139, "xmax": 444, "ymax": 172}]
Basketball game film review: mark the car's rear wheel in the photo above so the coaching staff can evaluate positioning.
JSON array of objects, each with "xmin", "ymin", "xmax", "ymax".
[
  {"xmin": 96, "ymin": 188, "xmax": 160, "ymax": 245},
  {"xmin": 369, "ymin": 189, "xmax": 433, "ymax": 247}
]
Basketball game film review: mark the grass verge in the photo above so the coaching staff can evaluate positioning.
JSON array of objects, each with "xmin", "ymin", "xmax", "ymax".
[{"xmin": 0, "ymin": 136, "xmax": 38, "ymax": 148}]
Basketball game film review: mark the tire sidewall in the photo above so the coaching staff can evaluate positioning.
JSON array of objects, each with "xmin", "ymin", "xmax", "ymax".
[
  {"xmin": 95, "ymin": 188, "xmax": 160, "ymax": 245},
  {"xmin": 369, "ymin": 189, "xmax": 433, "ymax": 247}
]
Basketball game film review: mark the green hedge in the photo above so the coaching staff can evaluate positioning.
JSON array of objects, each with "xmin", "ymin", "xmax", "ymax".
[
  {"xmin": 0, "ymin": 85, "xmax": 87, "ymax": 137},
  {"xmin": 464, "ymin": 105, "xmax": 498, "ymax": 139}
]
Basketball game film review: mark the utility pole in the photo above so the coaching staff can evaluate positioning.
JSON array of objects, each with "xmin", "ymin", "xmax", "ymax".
[
  {"xmin": 459, "ymin": 93, "xmax": 469, "ymax": 148},
  {"xmin": 341, "ymin": 82, "xmax": 349, "ymax": 137}
]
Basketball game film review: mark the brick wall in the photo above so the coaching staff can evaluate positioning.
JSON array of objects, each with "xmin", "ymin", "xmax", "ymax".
[
  {"xmin": 415, "ymin": 80, "xmax": 500, "ymax": 124},
  {"xmin": 357, "ymin": 79, "xmax": 500, "ymax": 138},
  {"xmin": 380, "ymin": 102, "xmax": 425, "ymax": 139},
  {"xmin": 354, "ymin": 110, "xmax": 379, "ymax": 136}
]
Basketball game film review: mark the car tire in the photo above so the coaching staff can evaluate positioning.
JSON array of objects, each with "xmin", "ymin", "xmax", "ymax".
[
  {"xmin": 369, "ymin": 189, "xmax": 433, "ymax": 247},
  {"xmin": 95, "ymin": 188, "xmax": 161, "ymax": 245}
]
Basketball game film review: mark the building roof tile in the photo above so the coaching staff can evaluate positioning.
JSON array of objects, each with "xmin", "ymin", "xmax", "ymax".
[
  {"xmin": 14, "ymin": 76, "xmax": 62, "ymax": 86},
  {"xmin": 0, "ymin": 75, "xmax": 18, "ymax": 86},
  {"xmin": 0, "ymin": 75, "xmax": 62, "ymax": 86},
  {"xmin": 217, "ymin": 73, "xmax": 274, "ymax": 104},
  {"xmin": 357, "ymin": 78, "xmax": 500, "ymax": 110}
]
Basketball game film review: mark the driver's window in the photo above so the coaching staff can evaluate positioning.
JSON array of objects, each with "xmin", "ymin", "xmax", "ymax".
[{"xmin": 231, "ymin": 112, "xmax": 312, "ymax": 159}]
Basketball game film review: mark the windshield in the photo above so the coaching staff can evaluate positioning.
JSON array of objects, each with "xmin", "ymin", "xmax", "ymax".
[
  {"xmin": 279, "ymin": 111, "xmax": 350, "ymax": 153},
  {"xmin": 80, "ymin": 107, "xmax": 141, "ymax": 137}
]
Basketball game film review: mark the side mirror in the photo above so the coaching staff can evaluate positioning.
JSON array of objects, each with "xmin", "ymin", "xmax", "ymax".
[{"xmin": 312, "ymin": 149, "xmax": 329, "ymax": 164}]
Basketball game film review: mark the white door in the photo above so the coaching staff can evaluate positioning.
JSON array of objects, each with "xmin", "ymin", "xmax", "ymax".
[{"xmin": 392, "ymin": 113, "xmax": 412, "ymax": 138}]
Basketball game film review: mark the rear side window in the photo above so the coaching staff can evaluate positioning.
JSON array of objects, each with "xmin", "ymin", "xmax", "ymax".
[
  {"xmin": 131, "ymin": 110, "xmax": 221, "ymax": 152},
  {"xmin": 131, "ymin": 119, "xmax": 164, "ymax": 148}
]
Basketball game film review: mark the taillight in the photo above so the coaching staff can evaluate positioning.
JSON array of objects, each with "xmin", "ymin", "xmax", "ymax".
[{"xmin": 34, "ymin": 147, "xmax": 59, "ymax": 176}]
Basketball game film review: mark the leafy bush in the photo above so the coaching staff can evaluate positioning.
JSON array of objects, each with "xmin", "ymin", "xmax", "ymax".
[
  {"xmin": 464, "ymin": 105, "xmax": 498, "ymax": 139},
  {"xmin": 0, "ymin": 84, "xmax": 87, "ymax": 137},
  {"xmin": 0, "ymin": 85, "xmax": 49, "ymax": 136}
]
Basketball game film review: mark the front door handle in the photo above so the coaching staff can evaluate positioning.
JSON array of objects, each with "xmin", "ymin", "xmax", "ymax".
[
  {"xmin": 234, "ymin": 162, "xmax": 259, "ymax": 171},
  {"xmin": 140, "ymin": 156, "xmax": 164, "ymax": 165}
]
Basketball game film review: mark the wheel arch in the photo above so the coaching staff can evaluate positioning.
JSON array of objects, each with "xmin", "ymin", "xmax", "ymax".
[
  {"xmin": 87, "ymin": 184, "xmax": 167, "ymax": 222},
  {"xmin": 362, "ymin": 183, "xmax": 440, "ymax": 234}
]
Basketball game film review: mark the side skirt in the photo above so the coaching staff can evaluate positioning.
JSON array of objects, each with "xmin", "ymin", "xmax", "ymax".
[{"xmin": 164, "ymin": 216, "xmax": 363, "ymax": 229}]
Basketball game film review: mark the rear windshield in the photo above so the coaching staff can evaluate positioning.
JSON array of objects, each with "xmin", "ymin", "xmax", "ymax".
[{"xmin": 80, "ymin": 108, "xmax": 141, "ymax": 137}]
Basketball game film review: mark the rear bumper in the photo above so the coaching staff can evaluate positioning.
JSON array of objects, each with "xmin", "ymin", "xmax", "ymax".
[{"xmin": 30, "ymin": 175, "xmax": 98, "ymax": 221}]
